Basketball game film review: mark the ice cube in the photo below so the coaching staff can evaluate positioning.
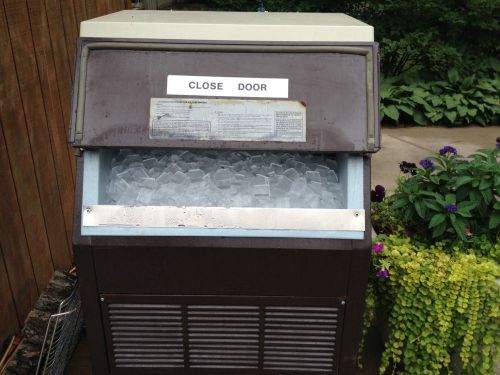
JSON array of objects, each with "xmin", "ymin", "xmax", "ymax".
[
  {"xmin": 132, "ymin": 167, "xmax": 149, "ymax": 181},
  {"xmin": 283, "ymin": 168, "xmax": 300, "ymax": 180},
  {"xmin": 165, "ymin": 163, "xmax": 182, "ymax": 174},
  {"xmin": 213, "ymin": 168, "xmax": 233, "ymax": 189},
  {"xmin": 326, "ymin": 169, "xmax": 339, "ymax": 183},
  {"xmin": 274, "ymin": 175, "xmax": 293, "ymax": 192},
  {"xmin": 107, "ymin": 178, "xmax": 129, "ymax": 202},
  {"xmin": 116, "ymin": 185, "xmax": 139, "ymax": 205},
  {"xmin": 252, "ymin": 184, "xmax": 270, "ymax": 197},
  {"xmin": 187, "ymin": 169, "xmax": 204, "ymax": 181},
  {"xmin": 136, "ymin": 188, "xmax": 154, "ymax": 205},
  {"xmin": 306, "ymin": 170, "xmax": 321, "ymax": 183},
  {"xmin": 143, "ymin": 158, "xmax": 158, "ymax": 169},
  {"xmin": 250, "ymin": 155, "xmax": 263, "ymax": 164},
  {"xmin": 124, "ymin": 154, "xmax": 141, "ymax": 165},
  {"xmin": 326, "ymin": 159, "xmax": 338, "ymax": 171},
  {"xmin": 309, "ymin": 181, "xmax": 323, "ymax": 195},
  {"xmin": 138, "ymin": 177, "xmax": 157, "ymax": 189},
  {"xmin": 171, "ymin": 171, "xmax": 187, "ymax": 185},
  {"xmin": 270, "ymin": 163, "xmax": 284, "ymax": 174}
]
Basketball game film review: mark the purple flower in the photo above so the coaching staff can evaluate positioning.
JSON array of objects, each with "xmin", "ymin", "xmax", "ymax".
[
  {"xmin": 372, "ymin": 243, "xmax": 384, "ymax": 254},
  {"xmin": 419, "ymin": 159, "xmax": 435, "ymax": 170},
  {"xmin": 444, "ymin": 204, "xmax": 458, "ymax": 213},
  {"xmin": 376, "ymin": 268, "xmax": 389, "ymax": 279},
  {"xmin": 439, "ymin": 146, "xmax": 457, "ymax": 155},
  {"xmin": 399, "ymin": 161, "xmax": 417, "ymax": 175},
  {"xmin": 371, "ymin": 185, "xmax": 386, "ymax": 202}
]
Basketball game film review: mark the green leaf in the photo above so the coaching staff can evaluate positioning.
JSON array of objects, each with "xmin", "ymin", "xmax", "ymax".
[
  {"xmin": 447, "ymin": 68, "xmax": 460, "ymax": 84},
  {"xmin": 392, "ymin": 196, "xmax": 409, "ymax": 209},
  {"xmin": 451, "ymin": 218, "xmax": 466, "ymax": 240},
  {"xmin": 445, "ymin": 96, "xmax": 457, "ymax": 109},
  {"xmin": 431, "ymin": 96, "xmax": 443, "ymax": 106},
  {"xmin": 444, "ymin": 110, "xmax": 457, "ymax": 123},
  {"xmin": 457, "ymin": 106, "xmax": 468, "ymax": 117},
  {"xmin": 423, "ymin": 199, "xmax": 442, "ymax": 212},
  {"xmin": 468, "ymin": 108, "xmax": 477, "ymax": 117},
  {"xmin": 445, "ymin": 194, "xmax": 456, "ymax": 205},
  {"xmin": 429, "ymin": 213, "xmax": 446, "ymax": 228},
  {"xmin": 457, "ymin": 201, "xmax": 478, "ymax": 212},
  {"xmin": 398, "ymin": 104, "xmax": 414, "ymax": 115},
  {"xmin": 384, "ymin": 105, "xmax": 400, "ymax": 121},
  {"xmin": 489, "ymin": 213, "xmax": 500, "ymax": 229},
  {"xmin": 479, "ymin": 179, "xmax": 491, "ymax": 190},
  {"xmin": 415, "ymin": 200, "xmax": 427, "ymax": 219},
  {"xmin": 412, "ymin": 110, "xmax": 428, "ymax": 125},
  {"xmin": 432, "ymin": 221, "xmax": 447, "ymax": 238},
  {"xmin": 453, "ymin": 176, "xmax": 474, "ymax": 188}
]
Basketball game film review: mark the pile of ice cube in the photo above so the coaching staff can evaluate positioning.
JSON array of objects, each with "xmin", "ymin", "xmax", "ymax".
[{"xmin": 106, "ymin": 149, "xmax": 342, "ymax": 209}]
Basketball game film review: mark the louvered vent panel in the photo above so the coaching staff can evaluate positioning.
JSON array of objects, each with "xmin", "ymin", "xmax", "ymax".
[
  {"xmin": 187, "ymin": 305, "xmax": 260, "ymax": 369},
  {"xmin": 263, "ymin": 306, "xmax": 338, "ymax": 373},
  {"xmin": 108, "ymin": 303, "xmax": 185, "ymax": 368}
]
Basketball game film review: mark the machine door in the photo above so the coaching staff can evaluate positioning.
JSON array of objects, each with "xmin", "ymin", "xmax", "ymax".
[{"xmin": 70, "ymin": 41, "xmax": 379, "ymax": 152}]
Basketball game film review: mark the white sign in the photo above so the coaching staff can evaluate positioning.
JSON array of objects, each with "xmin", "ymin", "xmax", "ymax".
[
  {"xmin": 167, "ymin": 75, "xmax": 289, "ymax": 98},
  {"xmin": 150, "ymin": 98, "xmax": 306, "ymax": 142}
]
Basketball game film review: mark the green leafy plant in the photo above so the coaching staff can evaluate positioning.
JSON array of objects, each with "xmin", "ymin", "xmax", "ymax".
[
  {"xmin": 381, "ymin": 67, "xmax": 500, "ymax": 126},
  {"xmin": 361, "ymin": 235, "xmax": 500, "ymax": 374},
  {"xmin": 392, "ymin": 146, "xmax": 499, "ymax": 244}
]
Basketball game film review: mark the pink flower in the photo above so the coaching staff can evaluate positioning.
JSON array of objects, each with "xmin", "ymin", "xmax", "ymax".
[
  {"xmin": 466, "ymin": 227, "xmax": 472, "ymax": 237},
  {"xmin": 372, "ymin": 243, "xmax": 384, "ymax": 254}
]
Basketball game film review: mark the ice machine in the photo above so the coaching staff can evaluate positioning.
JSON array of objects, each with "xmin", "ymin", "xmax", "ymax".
[{"xmin": 71, "ymin": 10, "xmax": 380, "ymax": 375}]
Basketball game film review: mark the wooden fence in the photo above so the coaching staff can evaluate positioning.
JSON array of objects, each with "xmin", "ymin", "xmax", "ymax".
[{"xmin": 0, "ymin": 0, "xmax": 130, "ymax": 344}]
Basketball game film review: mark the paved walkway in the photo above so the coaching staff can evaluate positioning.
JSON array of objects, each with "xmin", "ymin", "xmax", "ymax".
[{"xmin": 372, "ymin": 125, "xmax": 500, "ymax": 191}]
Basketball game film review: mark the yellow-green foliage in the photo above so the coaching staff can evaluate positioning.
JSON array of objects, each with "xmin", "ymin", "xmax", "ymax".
[{"xmin": 366, "ymin": 235, "xmax": 500, "ymax": 374}]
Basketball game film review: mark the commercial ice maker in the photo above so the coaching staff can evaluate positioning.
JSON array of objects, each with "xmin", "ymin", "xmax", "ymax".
[{"xmin": 70, "ymin": 10, "xmax": 380, "ymax": 375}]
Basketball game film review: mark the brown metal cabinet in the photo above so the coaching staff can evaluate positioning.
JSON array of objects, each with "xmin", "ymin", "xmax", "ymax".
[{"xmin": 70, "ymin": 10, "xmax": 380, "ymax": 375}]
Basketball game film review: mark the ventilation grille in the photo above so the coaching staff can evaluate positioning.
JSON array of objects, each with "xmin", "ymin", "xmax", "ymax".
[
  {"xmin": 263, "ymin": 306, "xmax": 338, "ymax": 373},
  {"xmin": 108, "ymin": 304, "xmax": 184, "ymax": 368},
  {"xmin": 187, "ymin": 305, "xmax": 259, "ymax": 369},
  {"xmin": 105, "ymin": 299, "xmax": 342, "ymax": 374}
]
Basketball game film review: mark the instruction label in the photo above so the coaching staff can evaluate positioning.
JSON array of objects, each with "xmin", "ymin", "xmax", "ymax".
[
  {"xmin": 149, "ymin": 98, "xmax": 306, "ymax": 142},
  {"xmin": 167, "ymin": 75, "xmax": 289, "ymax": 98}
]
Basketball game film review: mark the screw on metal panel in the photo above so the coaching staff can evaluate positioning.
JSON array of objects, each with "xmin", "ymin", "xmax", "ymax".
[
  {"xmin": 100, "ymin": 297, "xmax": 104, "ymax": 302},
  {"xmin": 85, "ymin": 208, "xmax": 91, "ymax": 214},
  {"xmin": 354, "ymin": 211, "xmax": 360, "ymax": 217}
]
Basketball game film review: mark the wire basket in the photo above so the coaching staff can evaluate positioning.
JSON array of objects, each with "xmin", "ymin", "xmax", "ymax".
[{"xmin": 35, "ymin": 284, "xmax": 83, "ymax": 375}]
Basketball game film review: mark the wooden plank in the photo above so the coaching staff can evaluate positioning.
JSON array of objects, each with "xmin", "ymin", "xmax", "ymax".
[
  {"xmin": 86, "ymin": 0, "xmax": 98, "ymax": 19},
  {"xmin": 3, "ymin": 1, "xmax": 69, "ymax": 274},
  {"xmin": 0, "ymin": 1, "xmax": 53, "ymax": 293},
  {"xmin": 59, "ymin": 0, "xmax": 79, "ymax": 75},
  {"xmin": 73, "ymin": 0, "xmax": 87, "ymax": 28},
  {"xmin": 27, "ymin": 0, "xmax": 75, "ymax": 253},
  {"xmin": 0, "ymin": 120, "xmax": 38, "ymax": 324},
  {"xmin": 43, "ymin": 0, "xmax": 73, "ymax": 129},
  {"xmin": 0, "ymin": 246, "xmax": 21, "ymax": 343},
  {"xmin": 42, "ymin": 0, "xmax": 77, "ymax": 180}
]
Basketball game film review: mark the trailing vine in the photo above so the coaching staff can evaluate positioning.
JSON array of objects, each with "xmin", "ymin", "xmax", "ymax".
[{"xmin": 361, "ymin": 235, "xmax": 500, "ymax": 374}]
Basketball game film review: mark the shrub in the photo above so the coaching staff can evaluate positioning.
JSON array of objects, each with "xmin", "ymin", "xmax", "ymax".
[
  {"xmin": 361, "ymin": 235, "xmax": 500, "ymax": 374},
  {"xmin": 391, "ymin": 146, "xmax": 500, "ymax": 245},
  {"xmin": 381, "ymin": 66, "xmax": 500, "ymax": 126}
]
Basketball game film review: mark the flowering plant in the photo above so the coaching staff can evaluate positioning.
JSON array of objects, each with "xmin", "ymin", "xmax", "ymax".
[
  {"xmin": 392, "ymin": 146, "xmax": 499, "ymax": 243},
  {"xmin": 359, "ymin": 235, "xmax": 500, "ymax": 374}
]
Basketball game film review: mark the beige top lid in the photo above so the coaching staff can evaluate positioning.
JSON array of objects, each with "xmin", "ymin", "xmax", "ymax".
[{"xmin": 80, "ymin": 10, "xmax": 374, "ymax": 42}]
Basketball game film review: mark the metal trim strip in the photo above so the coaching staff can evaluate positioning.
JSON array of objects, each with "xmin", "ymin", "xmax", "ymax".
[{"xmin": 82, "ymin": 205, "xmax": 365, "ymax": 232}]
